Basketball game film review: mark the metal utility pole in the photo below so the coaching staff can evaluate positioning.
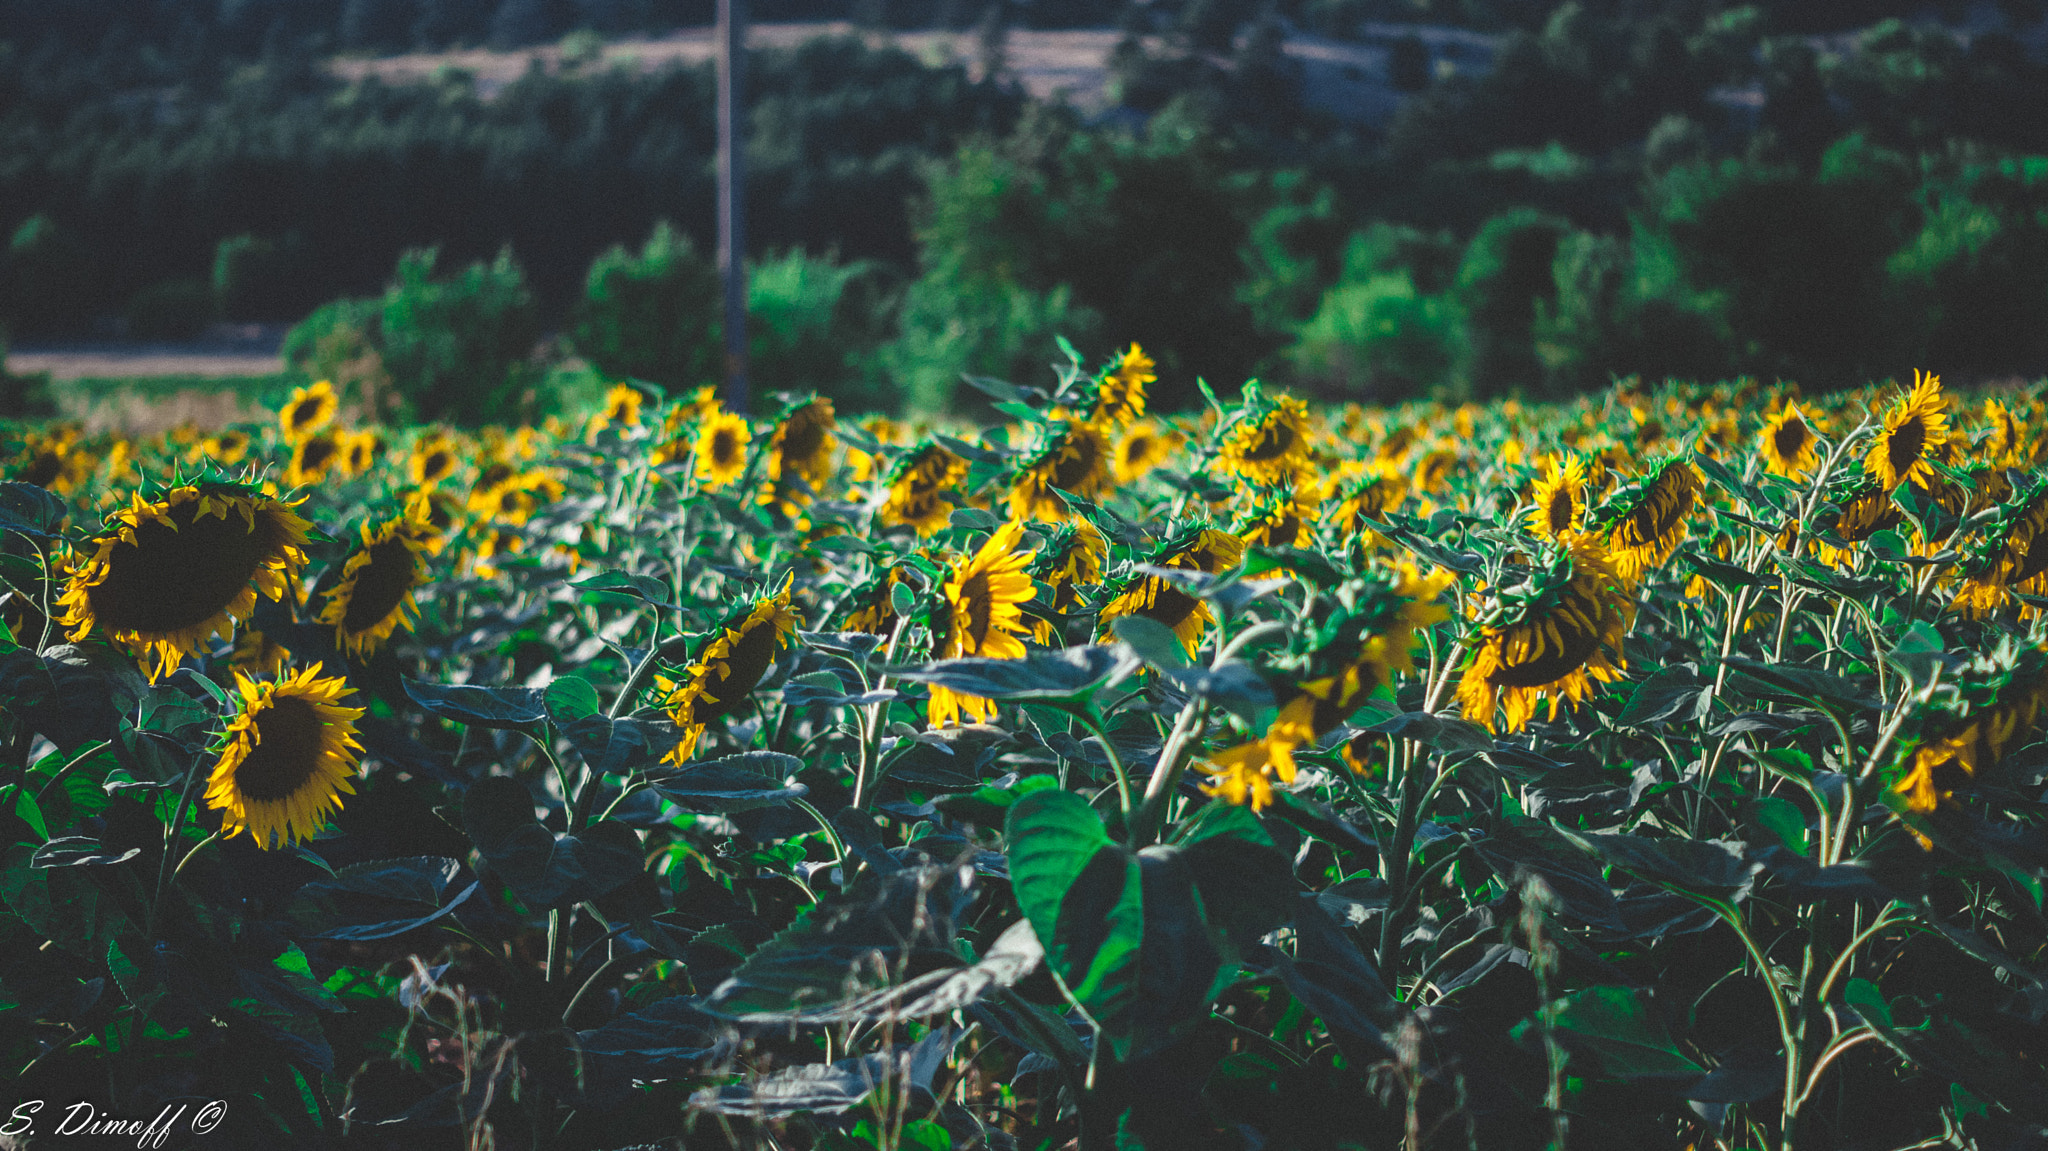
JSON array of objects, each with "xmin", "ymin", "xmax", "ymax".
[{"xmin": 717, "ymin": 0, "xmax": 748, "ymax": 413}]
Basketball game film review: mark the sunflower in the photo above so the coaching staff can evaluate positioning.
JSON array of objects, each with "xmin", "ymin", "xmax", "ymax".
[
  {"xmin": 468, "ymin": 470, "xmax": 561, "ymax": 527},
  {"xmin": 1097, "ymin": 527, "xmax": 1247, "ymax": 657},
  {"xmin": 286, "ymin": 431, "xmax": 343, "ymax": 487},
  {"xmin": 928, "ymin": 521, "xmax": 1038, "ymax": 728},
  {"xmin": 589, "ymin": 384, "xmax": 646, "ymax": 439},
  {"xmin": 199, "ymin": 428, "xmax": 252, "ymax": 467},
  {"xmin": 1592, "ymin": 457, "xmax": 1703, "ymax": 583},
  {"xmin": 59, "ymin": 484, "xmax": 312, "ymax": 678},
  {"xmin": 316, "ymin": 505, "xmax": 435, "ymax": 657},
  {"xmin": 1526, "ymin": 456, "xmax": 1589, "ymax": 541},
  {"xmin": 1954, "ymin": 479, "xmax": 2048, "ymax": 617},
  {"xmin": 1865, "ymin": 370, "xmax": 1950, "ymax": 491},
  {"xmin": 1008, "ymin": 420, "xmax": 1113, "ymax": 523},
  {"xmin": 1757, "ymin": 401, "xmax": 1824, "ymax": 481},
  {"xmin": 410, "ymin": 433, "xmax": 461, "ymax": 487},
  {"xmin": 1112, "ymin": 420, "xmax": 1176, "ymax": 484},
  {"xmin": 1217, "ymin": 393, "xmax": 1312, "ymax": 487},
  {"xmin": 879, "ymin": 440, "xmax": 970, "ymax": 535},
  {"xmin": 203, "ymin": 664, "xmax": 364, "ymax": 849},
  {"xmin": 695, "ymin": 408, "xmax": 752, "ymax": 490},
  {"xmin": 9, "ymin": 430, "xmax": 94, "ymax": 495},
  {"xmin": 1982, "ymin": 397, "xmax": 2028, "ymax": 466},
  {"xmin": 1811, "ymin": 479, "xmax": 1903, "ymax": 567},
  {"xmin": 1029, "ymin": 518, "xmax": 1107, "ymax": 643},
  {"xmin": 1412, "ymin": 447, "xmax": 1459, "ymax": 495},
  {"xmin": 1236, "ymin": 486, "xmax": 1315, "ymax": 551},
  {"xmin": 662, "ymin": 578, "xmax": 801, "ymax": 753},
  {"xmin": 843, "ymin": 567, "xmax": 908, "ymax": 635},
  {"xmin": 229, "ymin": 628, "xmax": 292, "ymax": 676},
  {"xmin": 760, "ymin": 397, "xmax": 838, "ymax": 514},
  {"xmin": 338, "ymin": 429, "xmax": 381, "ymax": 477},
  {"xmin": 1456, "ymin": 536, "xmax": 1633, "ymax": 733},
  {"xmin": 1331, "ymin": 464, "xmax": 1408, "ymax": 542},
  {"xmin": 1088, "ymin": 343, "xmax": 1153, "ymax": 430},
  {"xmin": 279, "ymin": 380, "xmax": 339, "ymax": 442},
  {"xmin": 1893, "ymin": 649, "xmax": 2048, "ymax": 818}
]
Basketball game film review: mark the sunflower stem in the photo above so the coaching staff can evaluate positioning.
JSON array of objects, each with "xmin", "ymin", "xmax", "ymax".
[{"xmin": 608, "ymin": 619, "xmax": 666, "ymax": 719}]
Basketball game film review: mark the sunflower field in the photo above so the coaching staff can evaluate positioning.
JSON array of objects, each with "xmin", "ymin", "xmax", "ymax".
[{"xmin": 3, "ymin": 351, "xmax": 2048, "ymax": 1151}]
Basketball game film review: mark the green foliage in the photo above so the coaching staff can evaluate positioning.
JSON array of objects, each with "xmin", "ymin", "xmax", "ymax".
[
  {"xmin": 570, "ymin": 221, "xmax": 722, "ymax": 394},
  {"xmin": 376, "ymin": 247, "xmax": 542, "ymax": 425}
]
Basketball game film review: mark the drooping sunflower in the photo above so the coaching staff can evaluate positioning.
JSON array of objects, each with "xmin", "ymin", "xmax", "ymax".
[
  {"xmin": 468, "ymin": 470, "xmax": 562, "ymax": 527},
  {"xmin": 760, "ymin": 397, "xmax": 838, "ymax": 514},
  {"xmin": 59, "ymin": 483, "xmax": 313, "ymax": 678},
  {"xmin": 410, "ymin": 433, "xmax": 461, "ymax": 488},
  {"xmin": 1008, "ymin": 420, "xmax": 1113, "ymax": 523},
  {"xmin": 1981, "ymin": 397, "xmax": 2028, "ymax": 467},
  {"xmin": 1236, "ymin": 486, "xmax": 1315, "ymax": 552},
  {"xmin": 1097, "ymin": 527, "xmax": 1247, "ymax": 657},
  {"xmin": 879, "ymin": 440, "xmax": 970, "ymax": 535},
  {"xmin": 695, "ymin": 408, "xmax": 753, "ymax": 491},
  {"xmin": 927, "ymin": 521, "xmax": 1038, "ymax": 728},
  {"xmin": 1759, "ymin": 401, "xmax": 1824, "ymax": 480},
  {"xmin": 1893, "ymin": 646, "xmax": 2048, "ymax": 820},
  {"xmin": 1591, "ymin": 457, "xmax": 1703, "ymax": 583},
  {"xmin": 1028, "ymin": 518, "xmax": 1107, "ymax": 643},
  {"xmin": 1112, "ymin": 419, "xmax": 1177, "ymax": 484},
  {"xmin": 1954, "ymin": 478, "xmax": 2048, "ymax": 617},
  {"xmin": 1526, "ymin": 456, "xmax": 1589, "ymax": 541},
  {"xmin": 315, "ymin": 505, "xmax": 435, "ymax": 657},
  {"xmin": 662, "ymin": 578, "xmax": 801, "ymax": 753},
  {"xmin": 286, "ymin": 431, "xmax": 343, "ymax": 487},
  {"xmin": 1087, "ymin": 343, "xmax": 1154, "ymax": 430},
  {"xmin": 1331, "ymin": 464, "xmax": 1408, "ymax": 542},
  {"xmin": 1865, "ymin": 370, "xmax": 1950, "ymax": 491},
  {"xmin": 279, "ymin": 380, "xmax": 339, "ymax": 442},
  {"xmin": 843, "ymin": 566, "xmax": 908, "ymax": 635},
  {"xmin": 1456, "ymin": 536, "xmax": 1633, "ymax": 733},
  {"xmin": 204, "ymin": 664, "xmax": 365, "ymax": 849},
  {"xmin": 1216, "ymin": 392, "xmax": 1312, "ymax": 488},
  {"xmin": 1810, "ymin": 478, "xmax": 1904, "ymax": 567}
]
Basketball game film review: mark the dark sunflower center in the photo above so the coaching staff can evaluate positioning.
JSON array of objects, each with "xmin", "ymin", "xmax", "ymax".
[
  {"xmin": 1138, "ymin": 584, "xmax": 1200, "ymax": 630},
  {"xmin": 88, "ymin": 499, "xmax": 284, "ymax": 634},
  {"xmin": 697, "ymin": 621, "xmax": 780, "ymax": 720},
  {"xmin": 959, "ymin": 572, "xmax": 994, "ymax": 649},
  {"xmin": 285, "ymin": 401, "xmax": 320, "ymax": 433},
  {"xmin": 233, "ymin": 695, "xmax": 328, "ymax": 801},
  {"xmin": 16, "ymin": 452, "xmax": 63, "ymax": 488},
  {"xmin": 1490, "ymin": 606, "xmax": 1602, "ymax": 688},
  {"xmin": 1051, "ymin": 439, "xmax": 1100, "ymax": 489},
  {"xmin": 1546, "ymin": 488, "xmax": 1576, "ymax": 534},
  {"xmin": 300, "ymin": 438, "xmax": 338, "ymax": 472},
  {"xmin": 1886, "ymin": 419, "xmax": 1926, "ymax": 475},
  {"xmin": 423, "ymin": 450, "xmax": 454, "ymax": 480},
  {"xmin": 713, "ymin": 429, "xmax": 741, "ymax": 465},
  {"xmin": 476, "ymin": 463, "xmax": 514, "ymax": 492},
  {"xmin": 780, "ymin": 415, "xmax": 828, "ymax": 461},
  {"xmin": 1244, "ymin": 420, "xmax": 1295, "ymax": 462},
  {"xmin": 1773, "ymin": 419, "xmax": 1810, "ymax": 460},
  {"xmin": 341, "ymin": 538, "xmax": 419, "ymax": 633}
]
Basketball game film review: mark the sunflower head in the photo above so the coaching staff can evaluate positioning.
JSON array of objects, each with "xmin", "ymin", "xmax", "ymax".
[
  {"xmin": 767, "ymin": 396, "xmax": 838, "ymax": 491},
  {"xmin": 1526, "ymin": 456, "xmax": 1589, "ymax": 541},
  {"xmin": 11, "ymin": 428, "xmax": 95, "ymax": 494},
  {"xmin": 1112, "ymin": 419, "xmax": 1177, "ymax": 484},
  {"xmin": 410, "ymin": 432, "xmax": 462, "ymax": 487},
  {"xmin": 1759, "ymin": 401, "xmax": 1824, "ymax": 480},
  {"xmin": 1217, "ymin": 390, "xmax": 1312, "ymax": 487},
  {"xmin": 1087, "ymin": 343, "xmax": 1154, "ymax": 430},
  {"xmin": 1097, "ymin": 526, "xmax": 1247, "ymax": 656},
  {"xmin": 199, "ymin": 428, "xmax": 253, "ymax": 467},
  {"xmin": 280, "ymin": 380, "xmax": 340, "ymax": 442},
  {"xmin": 315, "ymin": 504, "xmax": 435, "ymax": 657},
  {"xmin": 695, "ymin": 409, "xmax": 753, "ymax": 490},
  {"xmin": 589, "ymin": 384, "xmax": 646, "ymax": 439},
  {"xmin": 1008, "ymin": 420, "xmax": 1112, "ymax": 523},
  {"xmin": 339, "ymin": 429, "xmax": 381, "ymax": 477},
  {"xmin": 204, "ymin": 664, "xmax": 365, "ymax": 849},
  {"xmin": 662, "ymin": 577, "xmax": 801, "ymax": 753},
  {"xmin": 1865, "ymin": 370, "xmax": 1950, "ymax": 490},
  {"xmin": 1892, "ymin": 643, "xmax": 2048, "ymax": 820},
  {"xmin": 880, "ymin": 440, "xmax": 970, "ymax": 535},
  {"xmin": 59, "ymin": 481, "xmax": 313, "ymax": 678},
  {"xmin": 1955, "ymin": 477, "xmax": 2048, "ymax": 617},
  {"xmin": 1589, "ymin": 456, "xmax": 1703, "ymax": 583},
  {"xmin": 287, "ymin": 431, "xmax": 343, "ymax": 487},
  {"xmin": 1457, "ymin": 536, "xmax": 1633, "ymax": 732}
]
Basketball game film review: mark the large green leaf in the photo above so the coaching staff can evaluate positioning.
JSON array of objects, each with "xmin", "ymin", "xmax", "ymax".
[
  {"xmin": 405, "ymin": 679, "xmax": 547, "ymax": 730},
  {"xmin": 1005, "ymin": 788, "xmax": 1144, "ymax": 1052},
  {"xmin": 1521, "ymin": 985, "xmax": 1706, "ymax": 1080},
  {"xmin": 462, "ymin": 777, "xmax": 642, "ymax": 909}
]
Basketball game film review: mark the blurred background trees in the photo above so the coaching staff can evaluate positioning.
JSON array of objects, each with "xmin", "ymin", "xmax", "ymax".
[{"xmin": 4, "ymin": 0, "xmax": 2048, "ymax": 416}]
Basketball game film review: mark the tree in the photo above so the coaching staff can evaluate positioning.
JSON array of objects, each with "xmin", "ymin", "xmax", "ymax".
[
  {"xmin": 377, "ymin": 247, "xmax": 543, "ymax": 424},
  {"xmin": 569, "ymin": 222, "xmax": 722, "ymax": 393}
]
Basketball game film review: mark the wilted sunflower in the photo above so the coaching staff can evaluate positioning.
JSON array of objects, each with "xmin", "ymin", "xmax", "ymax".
[
  {"xmin": 1217, "ymin": 393, "xmax": 1312, "ymax": 487},
  {"xmin": 1098, "ymin": 527, "xmax": 1247, "ymax": 657},
  {"xmin": 1088, "ymin": 343, "xmax": 1154, "ymax": 430},
  {"xmin": 1759, "ymin": 401, "xmax": 1824, "ymax": 480},
  {"xmin": 695, "ymin": 408, "xmax": 752, "ymax": 490},
  {"xmin": 1008, "ymin": 420, "xmax": 1112, "ymax": 523},
  {"xmin": 1810, "ymin": 478, "xmax": 1903, "ymax": 567},
  {"xmin": 662, "ymin": 578, "xmax": 801, "ymax": 752},
  {"xmin": 1526, "ymin": 456, "xmax": 1589, "ymax": 541},
  {"xmin": 204, "ymin": 664, "xmax": 365, "ymax": 849},
  {"xmin": 279, "ymin": 380, "xmax": 339, "ymax": 442},
  {"xmin": 316, "ymin": 505, "xmax": 435, "ymax": 657},
  {"xmin": 1112, "ymin": 420, "xmax": 1176, "ymax": 484},
  {"xmin": 1592, "ymin": 457, "xmax": 1703, "ymax": 582},
  {"xmin": 286, "ymin": 431, "xmax": 343, "ymax": 487},
  {"xmin": 410, "ymin": 433, "xmax": 461, "ymax": 487},
  {"xmin": 1865, "ymin": 370, "xmax": 1950, "ymax": 490},
  {"xmin": 1893, "ymin": 647, "xmax": 2048, "ymax": 820},
  {"xmin": 879, "ymin": 440, "xmax": 970, "ymax": 535},
  {"xmin": 1029, "ymin": 518, "xmax": 1107, "ymax": 643},
  {"xmin": 60, "ymin": 483, "xmax": 312, "ymax": 678},
  {"xmin": 760, "ymin": 397, "xmax": 838, "ymax": 513},
  {"xmin": 1981, "ymin": 397, "xmax": 2029, "ymax": 466},
  {"xmin": 589, "ymin": 384, "xmax": 645, "ymax": 439},
  {"xmin": 1457, "ymin": 536, "xmax": 1633, "ymax": 733},
  {"xmin": 928, "ymin": 521, "xmax": 1037, "ymax": 728},
  {"xmin": 1954, "ymin": 479, "xmax": 2048, "ymax": 617}
]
